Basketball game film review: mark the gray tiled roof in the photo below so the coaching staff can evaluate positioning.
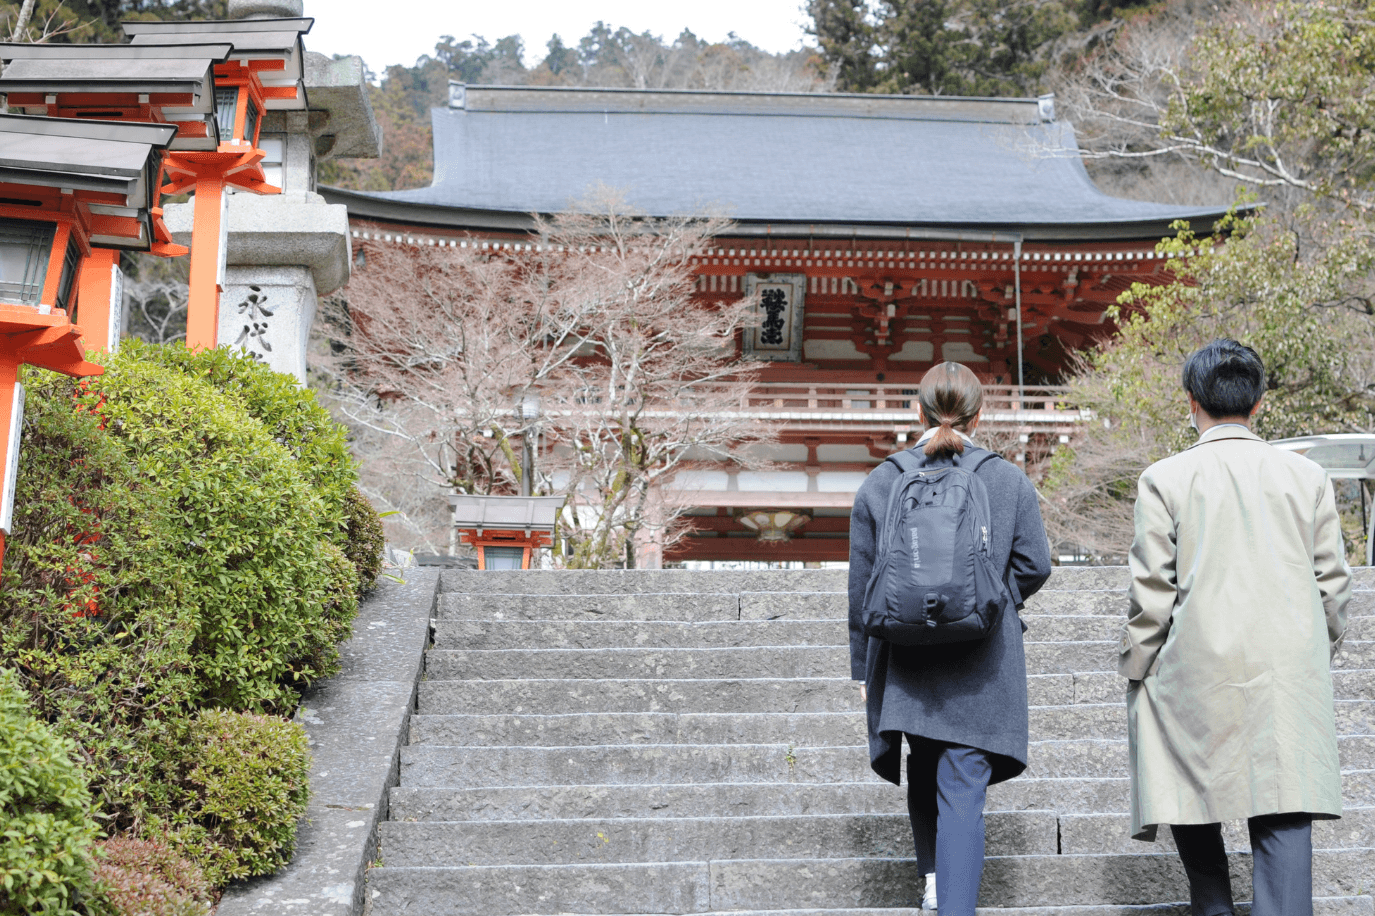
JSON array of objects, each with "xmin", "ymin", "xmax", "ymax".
[{"xmin": 352, "ymin": 86, "xmax": 1231, "ymax": 239}]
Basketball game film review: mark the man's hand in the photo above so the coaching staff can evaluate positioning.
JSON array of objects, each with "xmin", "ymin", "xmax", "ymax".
[{"xmin": 859, "ymin": 683, "xmax": 868, "ymax": 703}]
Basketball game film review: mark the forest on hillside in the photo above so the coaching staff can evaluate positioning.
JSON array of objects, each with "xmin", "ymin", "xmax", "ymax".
[
  {"xmin": 320, "ymin": 0, "xmax": 1168, "ymax": 193},
  {"xmin": 0, "ymin": 0, "xmax": 225, "ymax": 42}
]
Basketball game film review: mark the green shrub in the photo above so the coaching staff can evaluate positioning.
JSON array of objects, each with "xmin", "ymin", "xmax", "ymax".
[
  {"xmin": 0, "ymin": 353, "xmax": 359, "ymax": 894},
  {"xmin": 0, "ymin": 668, "xmax": 99, "ymax": 915},
  {"xmin": 344, "ymin": 486, "xmax": 384, "ymax": 592},
  {"xmin": 123, "ymin": 341, "xmax": 380, "ymax": 591},
  {"xmin": 88, "ymin": 352, "xmax": 358, "ymax": 711},
  {"xmin": 0, "ymin": 370, "xmax": 197, "ymax": 836},
  {"xmin": 90, "ymin": 837, "xmax": 209, "ymax": 916},
  {"xmin": 151, "ymin": 711, "xmax": 310, "ymax": 887}
]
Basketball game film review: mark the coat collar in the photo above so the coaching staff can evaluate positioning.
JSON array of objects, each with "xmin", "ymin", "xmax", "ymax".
[
  {"xmin": 1187, "ymin": 423, "xmax": 1264, "ymax": 450},
  {"xmin": 915, "ymin": 427, "xmax": 975, "ymax": 447}
]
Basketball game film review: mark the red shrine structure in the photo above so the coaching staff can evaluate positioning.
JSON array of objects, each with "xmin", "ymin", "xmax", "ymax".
[
  {"xmin": 0, "ymin": 115, "xmax": 175, "ymax": 569},
  {"xmin": 0, "ymin": 15, "xmax": 317, "ymax": 578},
  {"xmin": 324, "ymin": 85, "xmax": 1232, "ymax": 565},
  {"xmin": 0, "ymin": 16, "xmax": 311, "ymax": 353}
]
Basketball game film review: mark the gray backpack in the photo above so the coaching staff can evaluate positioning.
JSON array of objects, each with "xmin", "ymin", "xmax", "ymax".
[{"xmin": 859, "ymin": 446, "xmax": 1013, "ymax": 645}]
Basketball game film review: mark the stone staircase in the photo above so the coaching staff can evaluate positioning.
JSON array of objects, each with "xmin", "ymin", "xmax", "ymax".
[{"xmin": 366, "ymin": 568, "xmax": 1375, "ymax": 915}]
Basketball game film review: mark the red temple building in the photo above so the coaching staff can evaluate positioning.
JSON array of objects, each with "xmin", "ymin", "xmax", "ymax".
[{"xmin": 323, "ymin": 85, "xmax": 1230, "ymax": 564}]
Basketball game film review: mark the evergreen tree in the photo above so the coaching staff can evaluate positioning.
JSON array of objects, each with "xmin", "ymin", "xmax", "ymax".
[
  {"xmin": 805, "ymin": 0, "xmax": 879, "ymax": 91},
  {"xmin": 809, "ymin": 0, "xmax": 1151, "ymax": 96}
]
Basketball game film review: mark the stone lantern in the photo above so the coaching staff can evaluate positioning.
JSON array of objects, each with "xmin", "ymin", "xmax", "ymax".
[{"xmin": 162, "ymin": 0, "xmax": 381, "ymax": 381}]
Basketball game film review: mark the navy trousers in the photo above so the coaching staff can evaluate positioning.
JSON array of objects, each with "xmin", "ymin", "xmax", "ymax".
[
  {"xmin": 906, "ymin": 736, "xmax": 994, "ymax": 916},
  {"xmin": 1170, "ymin": 813, "xmax": 1314, "ymax": 916}
]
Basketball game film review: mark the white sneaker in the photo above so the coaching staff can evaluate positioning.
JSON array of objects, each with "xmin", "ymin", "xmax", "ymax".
[{"xmin": 922, "ymin": 872, "xmax": 937, "ymax": 910}]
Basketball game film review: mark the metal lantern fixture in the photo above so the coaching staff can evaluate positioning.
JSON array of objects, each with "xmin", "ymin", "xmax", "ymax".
[{"xmin": 739, "ymin": 509, "xmax": 810, "ymax": 543}]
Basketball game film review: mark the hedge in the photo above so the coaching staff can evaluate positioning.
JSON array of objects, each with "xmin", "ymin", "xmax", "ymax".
[
  {"xmin": 0, "ymin": 667, "xmax": 99, "ymax": 915},
  {"xmin": 0, "ymin": 343, "xmax": 370, "ymax": 894}
]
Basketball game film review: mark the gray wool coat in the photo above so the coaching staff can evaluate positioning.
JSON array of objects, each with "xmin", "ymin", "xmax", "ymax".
[{"xmin": 849, "ymin": 445, "xmax": 1053, "ymax": 786}]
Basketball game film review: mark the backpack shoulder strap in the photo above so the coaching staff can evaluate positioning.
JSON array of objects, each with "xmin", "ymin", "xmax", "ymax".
[
  {"xmin": 962, "ymin": 447, "xmax": 1003, "ymax": 474},
  {"xmin": 885, "ymin": 449, "xmax": 924, "ymax": 474}
]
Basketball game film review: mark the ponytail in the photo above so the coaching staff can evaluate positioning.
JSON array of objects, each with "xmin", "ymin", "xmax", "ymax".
[
  {"xmin": 917, "ymin": 361, "xmax": 984, "ymax": 459},
  {"xmin": 923, "ymin": 423, "xmax": 967, "ymax": 457}
]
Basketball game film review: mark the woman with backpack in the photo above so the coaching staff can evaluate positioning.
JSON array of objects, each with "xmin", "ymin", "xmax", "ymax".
[{"xmin": 848, "ymin": 361, "xmax": 1052, "ymax": 914}]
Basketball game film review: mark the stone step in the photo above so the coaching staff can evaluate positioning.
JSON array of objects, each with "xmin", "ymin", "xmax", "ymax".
[
  {"xmin": 1339, "ymin": 640, "xmax": 1375, "ymax": 668},
  {"xmin": 418, "ymin": 677, "xmax": 864, "ymax": 716},
  {"xmin": 1021, "ymin": 588, "xmax": 1375, "ymax": 618},
  {"xmin": 379, "ymin": 811, "xmax": 1060, "ymax": 867},
  {"xmin": 417, "ymin": 672, "xmax": 1374, "ymax": 717},
  {"xmin": 418, "ymin": 674, "xmax": 1096, "ymax": 715},
  {"xmin": 380, "ymin": 807, "xmax": 1375, "ymax": 869},
  {"xmin": 364, "ymin": 848, "xmax": 1375, "ymax": 914},
  {"xmin": 398, "ymin": 736, "xmax": 1375, "ymax": 788},
  {"xmin": 1059, "ymin": 806, "xmax": 1375, "ymax": 855},
  {"xmin": 404, "ymin": 706, "xmax": 1109, "ymax": 748},
  {"xmin": 388, "ymin": 769, "xmax": 1375, "ymax": 823},
  {"xmin": 432, "ymin": 615, "xmax": 1375, "ymax": 657},
  {"xmin": 409, "ymin": 711, "xmax": 868, "ymax": 748},
  {"xmin": 439, "ymin": 592, "xmax": 742, "ymax": 622},
  {"xmin": 1023, "ymin": 615, "xmax": 1125, "ymax": 642},
  {"xmin": 437, "ymin": 587, "xmax": 1375, "ymax": 627},
  {"xmin": 399, "ymin": 743, "xmax": 881, "ymax": 788},
  {"xmin": 365, "ymin": 898, "xmax": 1372, "ymax": 916},
  {"xmin": 435, "ymin": 566, "xmax": 1375, "ymax": 597},
  {"xmin": 433, "ymin": 618, "xmax": 849, "ymax": 651},
  {"xmin": 388, "ymin": 781, "xmax": 908, "ymax": 823},
  {"xmin": 368, "ymin": 906, "xmax": 1369, "ymax": 916},
  {"xmin": 440, "ymin": 568, "xmax": 850, "ymax": 595},
  {"xmin": 437, "ymin": 590, "xmax": 852, "ymax": 623},
  {"xmin": 422, "ymin": 642, "xmax": 1128, "ymax": 681},
  {"xmin": 406, "ymin": 700, "xmax": 1375, "ymax": 748},
  {"xmin": 1024, "ymin": 735, "xmax": 1375, "ymax": 780},
  {"xmin": 425, "ymin": 645, "xmax": 852, "ymax": 680}
]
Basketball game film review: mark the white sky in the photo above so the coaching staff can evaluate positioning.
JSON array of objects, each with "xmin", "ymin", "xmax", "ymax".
[{"xmin": 305, "ymin": 0, "xmax": 814, "ymax": 76}]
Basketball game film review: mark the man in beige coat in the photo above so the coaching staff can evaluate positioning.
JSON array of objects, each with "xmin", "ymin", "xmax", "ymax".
[{"xmin": 1122, "ymin": 339, "xmax": 1351, "ymax": 916}]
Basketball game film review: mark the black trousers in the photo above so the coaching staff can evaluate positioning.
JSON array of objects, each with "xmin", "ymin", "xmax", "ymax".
[
  {"xmin": 1170, "ymin": 813, "xmax": 1314, "ymax": 916},
  {"xmin": 905, "ymin": 736, "xmax": 994, "ymax": 916}
]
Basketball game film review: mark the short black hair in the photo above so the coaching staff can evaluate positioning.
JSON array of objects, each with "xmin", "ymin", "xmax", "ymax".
[{"xmin": 1181, "ymin": 338, "xmax": 1267, "ymax": 418}]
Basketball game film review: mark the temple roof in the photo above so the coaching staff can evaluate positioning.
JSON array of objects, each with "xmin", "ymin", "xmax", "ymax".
[
  {"xmin": 335, "ymin": 85, "xmax": 1232, "ymax": 241},
  {"xmin": 122, "ymin": 17, "xmax": 312, "ymax": 111}
]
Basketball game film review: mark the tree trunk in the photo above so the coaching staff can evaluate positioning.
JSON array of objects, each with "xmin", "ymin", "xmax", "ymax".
[{"xmin": 9, "ymin": 0, "xmax": 36, "ymax": 42}]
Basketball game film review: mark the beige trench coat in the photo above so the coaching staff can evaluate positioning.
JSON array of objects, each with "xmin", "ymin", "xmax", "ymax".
[{"xmin": 1122, "ymin": 424, "xmax": 1351, "ymax": 840}]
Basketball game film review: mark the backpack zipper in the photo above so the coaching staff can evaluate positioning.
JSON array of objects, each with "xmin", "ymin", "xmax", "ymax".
[{"xmin": 981, "ymin": 525, "xmax": 989, "ymax": 553}]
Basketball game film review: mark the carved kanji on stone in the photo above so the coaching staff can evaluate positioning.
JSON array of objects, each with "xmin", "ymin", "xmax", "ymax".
[{"xmin": 234, "ymin": 285, "xmax": 274, "ymax": 356}]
